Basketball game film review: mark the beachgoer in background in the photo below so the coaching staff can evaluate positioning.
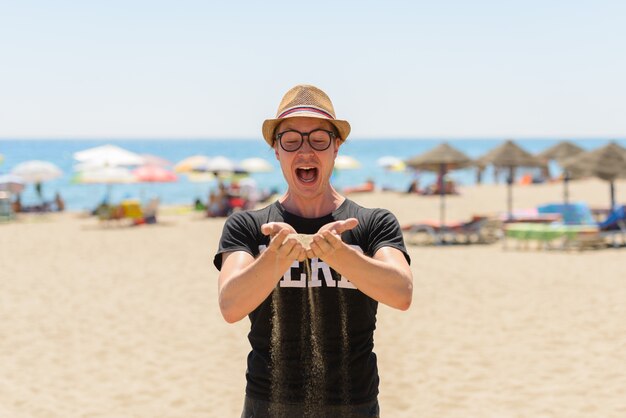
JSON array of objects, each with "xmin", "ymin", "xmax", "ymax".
[
  {"xmin": 343, "ymin": 177, "xmax": 375, "ymax": 194},
  {"xmin": 406, "ymin": 179, "xmax": 420, "ymax": 194},
  {"xmin": 206, "ymin": 183, "xmax": 231, "ymax": 217},
  {"xmin": 194, "ymin": 197, "xmax": 206, "ymax": 211},
  {"xmin": 54, "ymin": 192, "xmax": 65, "ymax": 212},
  {"xmin": 12, "ymin": 194, "xmax": 22, "ymax": 213},
  {"xmin": 475, "ymin": 166, "xmax": 484, "ymax": 185},
  {"xmin": 214, "ymin": 84, "xmax": 413, "ymax": 417}
]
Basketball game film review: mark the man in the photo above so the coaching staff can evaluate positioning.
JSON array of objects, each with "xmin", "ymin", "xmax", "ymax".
[{"xmin": 214, "ymin": 85, "xmax": 413, "ymax": 417}]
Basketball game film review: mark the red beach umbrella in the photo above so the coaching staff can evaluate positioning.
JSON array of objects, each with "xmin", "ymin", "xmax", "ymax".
[{"xmin": 132, "ymin": 165, "xmax": 177, "ymax": 183}]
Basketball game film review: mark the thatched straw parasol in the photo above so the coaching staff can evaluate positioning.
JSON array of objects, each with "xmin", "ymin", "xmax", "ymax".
[
  {"xmin": 561, "ymin": 142, "xmax": 626, "ymax": 208},
  {"xmin": 536, "ymin": 140, "xmax": 585, "ymax": 204},
  {"xmin": 478, "ymin": 140, "xmax": 544, "ymax": 219},
  {"xmin": 405, "ymin": 143, "xmax": 473, "ymax": 231},
  {"xmin": 537, "ymin": 140, "xmax": 584, "ymax": 163}
]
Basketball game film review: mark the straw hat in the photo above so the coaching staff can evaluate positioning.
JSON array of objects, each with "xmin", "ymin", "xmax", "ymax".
[{"xmin": 262, "ymin": 84, "xmax": 351, "ymax": 146}]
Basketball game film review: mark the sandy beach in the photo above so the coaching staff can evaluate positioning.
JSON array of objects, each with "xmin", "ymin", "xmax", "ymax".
[{"xmin": 1, "ymin": 178, "xmax": 626, "ymax": 417}]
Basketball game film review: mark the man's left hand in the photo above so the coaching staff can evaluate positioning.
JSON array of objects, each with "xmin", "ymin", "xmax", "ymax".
[{"xmin": 305, "ymin": 218, "xmax": 358, "ymax": 260}]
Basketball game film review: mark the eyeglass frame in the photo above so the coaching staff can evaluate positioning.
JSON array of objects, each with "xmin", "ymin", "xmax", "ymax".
[{"xmin": 274, "ymin": 129, "xmax": 337, "ymax": 152}]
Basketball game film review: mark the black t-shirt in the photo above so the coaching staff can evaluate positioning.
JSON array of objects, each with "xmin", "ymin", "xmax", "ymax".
[{"xmin": 213, "ymin": 199, "xmax": 410, "ymax": 405}]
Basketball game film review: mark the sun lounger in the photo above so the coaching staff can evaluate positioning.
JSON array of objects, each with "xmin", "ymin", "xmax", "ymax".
[
  {"xmin": 503, "ymin": 223, "xmax": 603, "ymax": 250},
  {"xmin": 402, "ymin": 216, "xmax": 499, "ymax": 245},
  {"xmin": 504, "ymin": 203, "xmax": 626, "ymax": 250},
  {"xmin": 0, "ymin": 191, "xmax": 14, "ymax": 222}
]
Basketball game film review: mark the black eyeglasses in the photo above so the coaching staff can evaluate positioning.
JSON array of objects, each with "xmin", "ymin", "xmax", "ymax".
[{"xmin": 275, "ymin": 129, "xmax": 336, "ymax": 152}]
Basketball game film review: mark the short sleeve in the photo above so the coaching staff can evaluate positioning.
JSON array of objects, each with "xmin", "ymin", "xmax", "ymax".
[
  {"xmin": 213, "ymin": 212, "xmax": 263, "ymax": 270},
  {"xmin": 365, "ymin": 209, "xmax": 411, "ymax": 265}
]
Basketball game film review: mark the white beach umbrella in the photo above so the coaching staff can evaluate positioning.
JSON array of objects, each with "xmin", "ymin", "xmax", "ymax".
[
  {"xmin": 239, "ymin": 157, "xmax": 274, "ymax": 173},
  {"xmin": 334, "ymin": 155, "xmax": 361, "ymax": 170},
  {"xmin": 199, "ymin": 156, "xmax": 237, "ymax": 173},
  {"xmin": 11, "ymin": 160, "xmax": 63, "ymax": 183},
  {"xmin": 73, "ymin": 144, "xmax": 144, "ymax": 167},
  {"xmin": 0, "ymin": 174, "xmax": 25, "ymax": 194},
  {"xmin": 74, "ymin": 166, "xmax": 138, "ymax": 184},
  {"xmin": 11, "ymin": 160, "xmax": 63, "ymax": 203},
  {"xmin": 74, "ymin": 166, "xmax": 138, "ymax": 202},
  {"xmin": 73, "ymin": 160, "xmax": 111, "ymax": 172},
  {"xmin": 377, "ymin": 156, "xmax": 406, "ymax": 171}
]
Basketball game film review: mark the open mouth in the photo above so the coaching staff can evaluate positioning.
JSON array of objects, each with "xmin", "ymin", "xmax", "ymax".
[{"xmin": 295, "ymin": 166, "xmax": 318, "ymax": 183}]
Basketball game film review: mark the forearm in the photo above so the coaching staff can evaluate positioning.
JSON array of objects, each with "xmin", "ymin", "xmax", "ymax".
[
  {"xmin": 323, "ymin": 245, "xmax": 413, "ymax": 310},
  {"xmin": 218, "ymin": 251, "xmax": 293, "ymax": 323}
]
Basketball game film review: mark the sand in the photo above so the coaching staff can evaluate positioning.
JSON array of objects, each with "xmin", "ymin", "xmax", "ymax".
[
  {"xmin": 1, "ymin": 178, "xmax": 626, "ymax": 417},
  {"xmin": 287, "ymin": 233, "xmax": 315, "ymax": 250}
]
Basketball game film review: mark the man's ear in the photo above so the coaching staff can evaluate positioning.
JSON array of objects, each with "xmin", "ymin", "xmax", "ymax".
[
  {"xmin": 333, "ymin": 139, "xmax": 340, "ymax": 157},
  {"xmin": 274, "ymin": 144, "xmax": 280, "ymax": 160}
]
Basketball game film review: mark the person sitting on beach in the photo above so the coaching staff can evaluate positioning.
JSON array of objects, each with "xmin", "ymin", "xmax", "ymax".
[
  {"xmin": 343, "ymin": 178, "xmax": 375, "ymax": 194},
  {"xmin": 406, "ymin": 179, "xmax": 420, "ymax": 194},
  {"xmin": 424, "ymin": 175, "xmax": 458, "ymax": 195},
  {"xmin": 214, "ymin": 84, "xmax": 413, "ymax": 417},
  {"xmin": 206, "ymin": 186, "xmax": 230, "ymax": 218}
]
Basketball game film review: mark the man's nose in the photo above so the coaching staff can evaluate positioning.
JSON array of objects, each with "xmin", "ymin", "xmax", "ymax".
[{"xmin": 298, "ymin": 137, "xmax": 314, "ymax": 153}]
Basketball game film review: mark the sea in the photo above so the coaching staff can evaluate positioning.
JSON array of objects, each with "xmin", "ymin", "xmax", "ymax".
[{"xmin": 1, "ymin": 138, "xmax": 624, "ymax": 211}]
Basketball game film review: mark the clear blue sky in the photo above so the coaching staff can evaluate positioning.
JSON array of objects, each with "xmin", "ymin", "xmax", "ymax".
[{"xmin": 1, "ymin": 0, "xmax": 625, "ymax": 139}]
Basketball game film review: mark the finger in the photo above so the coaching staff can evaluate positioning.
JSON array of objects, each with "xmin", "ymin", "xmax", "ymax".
[
  {"xmin": 277, "ymin": 242, "xmax": 297, "ymax": 259},
  {"xmin": 310, "ymin": 235, "xmax": 333, "ymax": 255},
  {"xmin": 321, "ymin": 230, "xmax": 344, "ymax": 249},
  {"xmin": 268, "ymin": 229, "xmax": 290, "ymax": 251},
  {"xmin": 333, "ymin": 218, "xmax": 359, "ymax": 234},
  {"xmin": 312, "ymin": 231, "xmax": 342, "ymax": 254},
  {"xmin": 296, "ymin": 248, "xmax": 307, "ymax": 262},
  {"xmin": 283, "ymin": 239, "xmax": 305, "ymax": 259},
  {"xmin": 261, "ymin": 222, "xmax": 278, "ymax": 236}
]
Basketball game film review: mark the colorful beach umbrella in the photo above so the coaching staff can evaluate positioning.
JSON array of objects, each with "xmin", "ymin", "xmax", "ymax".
[
  {"xmin": 140, "ymin": 154, "xmax": 172, "ymax": 167},
  {"xmin": 174, "ymin": 155, "xmax": 212, "ymax": 173},
  {"xmin": 132, "ymin": 165, "xmax": 177, "ymax": 183},
  {"xmin": 186, "ymin": 172, "xmax": 216, "ymax": 183}
]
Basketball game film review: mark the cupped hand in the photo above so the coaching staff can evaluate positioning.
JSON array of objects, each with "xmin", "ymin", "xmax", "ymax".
[
  {"xmin": 261, "ymin": 222, "xmax": 306, "ymax": 262},
  {"xmin": 306, "ymin": 218, "xmax": 359, "ymax": 259},
  {"xmin": 316, "ymin": 218, "xmax": 359, "ymax": 235}
]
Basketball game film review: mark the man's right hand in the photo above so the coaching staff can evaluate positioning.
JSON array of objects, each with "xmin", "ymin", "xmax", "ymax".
[{"xmin": 261, "ymin": 222, "xmax": 306, "ymax": 262}]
